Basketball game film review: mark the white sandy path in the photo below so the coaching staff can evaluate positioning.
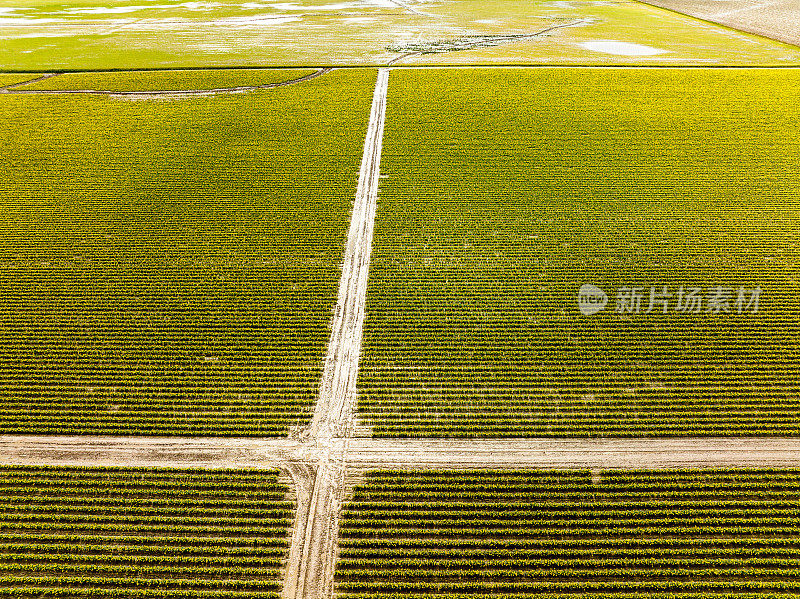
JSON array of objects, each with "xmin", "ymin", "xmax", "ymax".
[
  {"xmin": 283, "ymin": 67, "xmax": 389, "ymax": 599},
  {"xmin": 305, "ymin": 67, "xmax": 389, "ymax": 444},
  {"xmin": 0, "ymin": 434, "xmax": 307, "ymax": 468},
  {"xmin": 3, "ymin": 436, "xmax": 800, "ymax": 471},
  {"xmin": 340, "ymin": 437, "xmax": 800, "ymax": 470}
]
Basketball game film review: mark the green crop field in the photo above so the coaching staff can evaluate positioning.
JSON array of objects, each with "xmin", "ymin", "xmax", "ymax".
[
  {"xmin": 337, "ymin": 468, "xmax": 800, "ymax": 597},
  {"xmin": 1, "ymin": 0, "xmax": 799, "ymax": 70},
  {"xmin": 0, "ymin": 68, "xmax": 374, "ymax": 436},
  {"xmin": 358, "ymin": 67, "xmax": 800, "ymax": 438},
  {"xmin": 0, "ymin": 465, "xmax": 291, "ymax": 597},
  {"xmin": 0, "ymin": 73, "xmax": 41, "ymax": 87},
  {"xmin": 15, "ymin": 68, "xmax": 316, "ymax": 92}
]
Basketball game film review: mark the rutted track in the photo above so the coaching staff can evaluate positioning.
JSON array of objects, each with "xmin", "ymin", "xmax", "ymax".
[
  {"xmin": 0, "ymin": 72, "xmax": 59, "ymax": 90},
  {"xmin": 340, "ymin": 437, "xmax": 800, "ymax": 470},
  {"xmin": 283, "ymin": 67, "xmax": 389, "ymax": 599},
  {"xmin": 0, "ymin": 435, "xmax": 308, "ymax": 468},
  {"xmin": 4, "ymin": 436, "xmax": 800, "ymax": 471},
  {"xmin": 304, "ymin": 67, "xmax": 389, "ymax": 444},
  {"xmin": 1, "ymin": 67, "xmax": 332, "ymax": 96}
]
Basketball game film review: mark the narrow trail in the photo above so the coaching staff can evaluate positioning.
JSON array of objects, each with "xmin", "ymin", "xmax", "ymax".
[
  {"xmin": 4, "ymin": 436, "xmax": 800, "ymax": 471},
  {"xmin": 340, "ymin": 437, "xmax": 800, "ymax": 470},
  {"xmin": 0, "ymin": 72, "xmax": 60, "ymax": 91},
  {"xmin": 1, "ymin": 67, "xmax": 332, "ymax": 96},
  {"xmin": 385, "ymin": 19, "xmax": 591, "ymax": 66}
]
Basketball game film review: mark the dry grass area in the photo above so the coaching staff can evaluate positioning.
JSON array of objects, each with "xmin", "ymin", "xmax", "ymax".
[{"xmin": 638, "ymin": 0, "xmax": 800, "ymax": 47}]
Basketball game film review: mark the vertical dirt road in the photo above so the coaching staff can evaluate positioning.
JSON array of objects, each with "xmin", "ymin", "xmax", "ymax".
[{"xmin": 305, "ymin": 67, "xmax": 389, "ymax": 444}]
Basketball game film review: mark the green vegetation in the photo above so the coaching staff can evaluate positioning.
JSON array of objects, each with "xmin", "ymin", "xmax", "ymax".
[
  {"xmin": 1, "ymin": 0, "xmax": 798, "ymax": 70},
  {"xmin": 0, "ymin": 74, "xmax": 40, "ymax": 87},
  {"xmin": 359, "ymin": 67, "xmax": 800, "ymax": 437},
  {"xmin": 0, "ymin": 68, "xmax": 375, "ymax": 436},
  {"xmin": 337, "ymin": 468, "xmax": 800, "ymax": 597},
  {"xmin": 0, "ymin": 465, "xmax": 290, "ymax": 597},
  {"xmin": 0, "ymin": 73, "xmax": 41, "ymax": 87},
  {"xmin": 17, "ymin": 69, "xmax": 316, "ymax": 92}
]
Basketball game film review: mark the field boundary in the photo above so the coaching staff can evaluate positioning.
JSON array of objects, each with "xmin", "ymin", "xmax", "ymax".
[
  {"xmin": 1, "ymin": 67, "xmax": 332, "ymax": 95},
  {"xmin": 4, "ymin": 65, "xmax": 800, "ymax": 79}
]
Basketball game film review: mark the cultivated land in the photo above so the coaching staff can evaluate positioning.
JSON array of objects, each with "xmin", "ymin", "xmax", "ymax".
[
  {"xmin": 1, "ymin": 0, "xmax": 800, "ymax": 69},
  {"xmin": 0, "ymin": 68, "xmax": 374, "ymax": 436},
  {"xmin": 358, "ymin": 67, "xmax": 800, "ymax": 438},
  {"xmin": 0, "ymin": 465, "xmax": 292, "ymax": 597},
  {"xmin": 638, "ymin": 0, "xmax": 800, "ymax": 49},
  {"xmin": 1, "ymin": 0, "xmax": 800, "ymax": 596},
  {"xmin": 12, "ymin": 68, "xmax": 316, "ymax": 91},
  {"xmin": 336, "ymin": 468, "xmax": 800, "ymax": 597},
  {"xmin": 0, "ymin": 73, "xmax": 41, "ymax": 86}
]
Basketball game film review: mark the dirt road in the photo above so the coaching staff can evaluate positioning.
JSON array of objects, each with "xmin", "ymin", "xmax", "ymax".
[
  {"xmin": 341, "ymin": 437, "xmax": 800, "ymax": 470},
  {"xmin": 304, "ymin": 67, "xmax": 389, "ymax": 444}
]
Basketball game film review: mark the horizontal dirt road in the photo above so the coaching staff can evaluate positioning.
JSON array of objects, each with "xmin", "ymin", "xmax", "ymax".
[
  {"xmin": 341, "ymin": 437, "xmax": 800, "ymax": 470},
  {"xmin": 638, "ymin": 0, "xmax": 800, "ymax": 47},
  {"xmin": 0, "ymin": 435, "xmax": 310, "ymax": 468},
  {"xmin": 3, "ymin": 435, "xmax": 800, "ymax": 471}
]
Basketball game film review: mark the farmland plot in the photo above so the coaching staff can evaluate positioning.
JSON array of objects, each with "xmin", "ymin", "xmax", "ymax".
[
  {"xmin": 0, "ymin": 74, "xmax": 42, "ymax": 87},
  {"xmin": 337, "ymin": 468, "xmax": 800, "ymax": 597},
  {"xmin": 0, "ymin": 466, "xmax": 291, "ymax": 598},
  {"xmin": 0, "ymin": 68, "xmax": 374, "ymax": 436},
  {"xmin": 359, "ymin": 67, "xmax": 800, "ymax": 437},
  {"xmin": 14, "ymin": 68, "xmax": 317, "ymax": 92}
]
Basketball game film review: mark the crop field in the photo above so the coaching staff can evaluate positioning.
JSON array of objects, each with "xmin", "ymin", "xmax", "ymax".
[
  {"xmin": 1, "ymin": 0, "xmax": 799, "ymax": 70},
  {"xmin": 0, "ymin": 68, "xmax": 375, "ymax": 436},
  {"xmin": 336, "ymin": 468, "xmax": 800, "ymax": 597},
  {"xmin": 358, "ymin": 67, "xmax": 800, "ymax": 438},
  {"xmin": 0, "ymin": 73, "xmax": 41, "ymax": 86},
  {"xmin": 0, "ymin": 465, "xmax": 291, "ymax": 597},
  {"xmin": 14, "ymin": 68, "xmax": 316, "ymax": 92}
]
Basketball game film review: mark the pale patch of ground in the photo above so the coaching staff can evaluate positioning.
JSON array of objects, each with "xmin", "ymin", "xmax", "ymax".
[{"xmin": 579, "ymin": 39, "xmax": 667, "ymax": 55}]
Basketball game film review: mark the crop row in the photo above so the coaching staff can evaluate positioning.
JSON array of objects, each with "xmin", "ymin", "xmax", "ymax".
[
  {"xmin": 357, "ymin": 68, "xmax": 800, "ymax": 438},
  {"xmin": 0, "ymin": 69, "xmax": 377, "ymax": 436},
  {"xmin": 336, "ymin": 468, "xmax": 800, "ymax": 596},
  {"xmin": 0, "ymin": 467, "xmax": 292, "ymax": 592}
]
